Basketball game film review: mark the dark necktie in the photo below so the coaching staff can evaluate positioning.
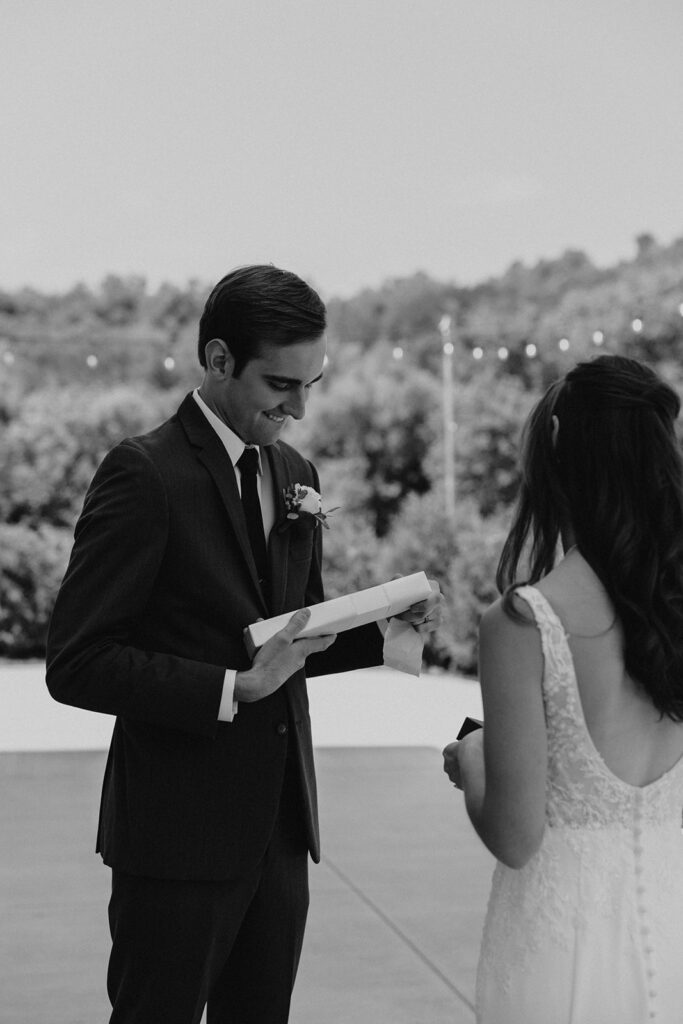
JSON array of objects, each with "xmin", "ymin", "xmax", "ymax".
[{"xmin": 237, "ymin": 446, "xmax": 268, "ymax": 591}]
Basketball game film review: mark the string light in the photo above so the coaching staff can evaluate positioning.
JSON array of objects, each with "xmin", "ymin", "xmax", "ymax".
[
  {"xmin": 392, "ymin": 346, "xmax": 403, "ymax": 360},
  {"xmin": 431, "ymin": 298, "xmax": 683, "ymax": 376},
  {"xmin": 163, "ymin": 356, "xmax": 176, "ymax": 371},
  {"xmin": 86, "ymin": 354, "xmax": 98, "ymax": 368}
]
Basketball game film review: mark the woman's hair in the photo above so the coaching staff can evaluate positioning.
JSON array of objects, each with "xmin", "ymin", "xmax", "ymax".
[
  {"xmin": 197, "ymin": 264, "xmax": 326, "ymax": 374},
  {"xmin": 497, "ymin": 354, "xmax": 683, "ymax": 720}
]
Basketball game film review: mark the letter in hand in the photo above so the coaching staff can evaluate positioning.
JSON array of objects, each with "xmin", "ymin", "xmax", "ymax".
[
  {"xmin": 234, "ymin": 609, "xmax": 337, "ymax": 704},
  {"xmin": 394, "ymin": 578, "xmax": 446, "ymax": 637}
]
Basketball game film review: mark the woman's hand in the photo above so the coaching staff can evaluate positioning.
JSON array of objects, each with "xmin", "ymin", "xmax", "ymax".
[
  {"xmin": 442, "ymin": 740, "xmax": 463, "ymax": 789},
  {"xmin": 443, "ymin": 729, "xmax": 485, "ymax": 795}
]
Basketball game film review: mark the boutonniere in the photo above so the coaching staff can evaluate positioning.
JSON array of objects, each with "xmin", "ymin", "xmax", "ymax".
[{"xmin": 281, "ymin": 483, "xmax": 339, "ymax": 530}]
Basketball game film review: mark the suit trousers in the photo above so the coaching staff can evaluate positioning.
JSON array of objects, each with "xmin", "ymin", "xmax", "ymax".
[{"xmin": 106, "ymin": 750, "xmax": 310, "ymax": 1024}]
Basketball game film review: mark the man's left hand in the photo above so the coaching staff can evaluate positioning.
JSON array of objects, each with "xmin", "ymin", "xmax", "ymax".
[{"xmin": 395, "ymin": 578, "xmax": 445, "ymax": 637}]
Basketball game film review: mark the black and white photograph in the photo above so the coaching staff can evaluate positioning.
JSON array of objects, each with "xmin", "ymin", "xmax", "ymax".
[{"xmin": 2, "ymin": 2, "xmax": 683, "ymax": 1022}]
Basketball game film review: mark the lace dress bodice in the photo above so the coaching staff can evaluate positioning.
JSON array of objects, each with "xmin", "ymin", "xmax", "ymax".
[
  {"xmin": 475, "ymin": 586, "xmax": 683, "ymax": 1024},
  {"xmin": 523, "ymin": 586, "xmax": 683, "ymax": 832}
]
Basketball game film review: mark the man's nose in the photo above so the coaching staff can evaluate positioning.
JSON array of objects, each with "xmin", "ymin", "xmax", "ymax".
[{"xmin": 281, "ymin": 387, "xmax": 307, "ymax": 420}]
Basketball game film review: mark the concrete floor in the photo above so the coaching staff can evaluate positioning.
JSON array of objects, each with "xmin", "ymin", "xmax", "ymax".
[{"xmin": 1, "ymin": 747, "xmax": 494, "ymax": 1024}]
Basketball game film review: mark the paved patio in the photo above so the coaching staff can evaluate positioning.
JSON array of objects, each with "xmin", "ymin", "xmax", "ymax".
[{"xmin": 1, "ymin": 746, "xmax": 493, "ymax": 1024}]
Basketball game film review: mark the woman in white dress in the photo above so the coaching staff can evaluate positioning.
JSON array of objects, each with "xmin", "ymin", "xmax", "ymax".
[{"xmin": 443, "ymin": 354, "xmax": 683, "ymax": 1024}]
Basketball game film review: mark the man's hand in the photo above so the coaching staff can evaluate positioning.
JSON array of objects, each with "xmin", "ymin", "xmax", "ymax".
[
  {"xmin": 394, "ymin": 578, "xmax": 446, "ymax": 637},
  {"xmin": 235, "ymin": 609, "xmax": 336, "ymax": 704}
]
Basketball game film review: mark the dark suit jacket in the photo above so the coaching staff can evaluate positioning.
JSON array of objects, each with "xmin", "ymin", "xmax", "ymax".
[{"xmin": 46, "ymin": 393, "xmax": 383, "ymax": 880}]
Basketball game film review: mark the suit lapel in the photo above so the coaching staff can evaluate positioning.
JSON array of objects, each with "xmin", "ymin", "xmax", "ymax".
[{"xmin": 177, "ymin": 395, "xmax": 269, "ymax": 615}]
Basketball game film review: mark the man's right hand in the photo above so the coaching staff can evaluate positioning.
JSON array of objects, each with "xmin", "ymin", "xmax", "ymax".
[{"xmin": 234, "ymin": 608, "xmax": 336, "ymax": 703}]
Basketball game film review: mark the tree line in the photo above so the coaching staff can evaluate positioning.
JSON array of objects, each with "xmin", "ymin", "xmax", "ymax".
[{"xmin": 2, "ymin": 233, "xmax": 683, "ymax": 668}]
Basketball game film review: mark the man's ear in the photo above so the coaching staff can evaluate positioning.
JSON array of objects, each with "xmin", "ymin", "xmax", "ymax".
[{"xmin": 204, "ymin": 338, "xmax": 234, "ymax": 380}]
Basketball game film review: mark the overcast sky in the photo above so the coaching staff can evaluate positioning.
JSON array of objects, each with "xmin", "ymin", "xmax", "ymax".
[{"xmin": 3, "ymin": 0, "xmax": 682, "ymax": 299}]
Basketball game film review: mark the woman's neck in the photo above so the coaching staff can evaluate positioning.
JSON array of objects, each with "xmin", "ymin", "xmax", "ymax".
[{"xmin": 560, "ymin": 524, "xmax": 577, "ymax": 554}]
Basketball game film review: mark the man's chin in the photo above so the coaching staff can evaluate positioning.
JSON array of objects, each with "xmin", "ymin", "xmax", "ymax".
[{"xmin": 256, "ymin": 416, "xmax": 286, "ymax": 445}]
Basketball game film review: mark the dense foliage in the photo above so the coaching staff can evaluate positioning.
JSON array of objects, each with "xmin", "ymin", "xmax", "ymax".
[{"xmin": 2, "ymin": 233, "xmax": 683, "ymax": 668}]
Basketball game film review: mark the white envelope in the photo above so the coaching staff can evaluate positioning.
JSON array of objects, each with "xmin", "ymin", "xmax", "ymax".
[{"xmin": 244, "ymin": 571, "xmax": 432, "ymax": 656}]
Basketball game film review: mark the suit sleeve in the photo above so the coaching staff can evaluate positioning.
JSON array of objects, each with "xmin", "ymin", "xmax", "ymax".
[
  {"xmin": 301, "ymin": 461, "xmax": 384, "ymax": 678},
  {"xmin": 46, "ymin": 440, "xmax": 225, "ymax": 737}
]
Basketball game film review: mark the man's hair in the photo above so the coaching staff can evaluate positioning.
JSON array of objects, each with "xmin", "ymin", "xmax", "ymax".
[
  {"xmin": 497, "ymin": 354, "xmax": 683, "ymax": 720},
  {"xmin": 197, "ymin": 265, "xmax": 326, "ymax": 375}
]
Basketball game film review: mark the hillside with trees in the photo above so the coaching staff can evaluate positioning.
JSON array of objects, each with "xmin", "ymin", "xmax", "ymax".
[{"xmin": 2, "ymin": 233, "xmax": 683, "ymax": 669}]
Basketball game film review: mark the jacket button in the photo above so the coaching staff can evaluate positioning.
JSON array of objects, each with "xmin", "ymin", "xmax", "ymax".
[{"xmin": 276, "ymin": 722, "xmax": 288, "ymax": 735}]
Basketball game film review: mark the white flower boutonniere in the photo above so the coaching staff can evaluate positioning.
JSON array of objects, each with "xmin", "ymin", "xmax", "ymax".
[{"xmin": 282, "ymin": 483, "xmax": 339, "ymax": 529}]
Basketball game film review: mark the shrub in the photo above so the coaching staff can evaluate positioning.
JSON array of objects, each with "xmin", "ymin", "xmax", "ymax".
[
  {"xmin": 0, "ymin": 384, "xmax": 179, "ymax": 529},
  {"xmin": 0, "ymin": 523, "xmax": 72, "ymax": 657},
  {"xmin": 320, "ymin": 511, "xmax": 385, "ymax": 599},
  {"xmin": 379, "ymin": 490, "xmax": 510, "ymax": 673}
]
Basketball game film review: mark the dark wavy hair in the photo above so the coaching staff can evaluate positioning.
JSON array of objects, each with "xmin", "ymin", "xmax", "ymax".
[
  {"xmin": 197, "ymin": 264, "xmax": 326, "ymax": 374},
  {"xmin": 497, "ymin": 354, "xmax": 683, "ymax": 720}
]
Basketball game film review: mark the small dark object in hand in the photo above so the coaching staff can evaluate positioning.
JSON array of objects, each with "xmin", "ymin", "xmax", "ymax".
[{"xmin": 457, "ymin": 716, "xmax": 483, "ymax": 740}]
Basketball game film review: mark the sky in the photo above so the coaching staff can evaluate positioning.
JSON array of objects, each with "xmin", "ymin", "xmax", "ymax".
[{"xmin": 2, "ymin": 0, "xmax": 683, "ymax": 301}]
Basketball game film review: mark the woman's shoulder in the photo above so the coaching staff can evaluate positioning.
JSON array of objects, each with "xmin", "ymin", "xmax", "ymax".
[
  {"xmin": 479, "ymin": 593, "xmax": 544, "ymax": 690},
  {"xmin": 480, "ymin": 591, "xmax": 538, "ymax": 641}
]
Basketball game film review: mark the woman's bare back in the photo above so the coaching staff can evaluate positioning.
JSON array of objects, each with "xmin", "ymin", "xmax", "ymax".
[{"xmin": 536, "ymin": 548, "xmax": 683, "ymax": 787}]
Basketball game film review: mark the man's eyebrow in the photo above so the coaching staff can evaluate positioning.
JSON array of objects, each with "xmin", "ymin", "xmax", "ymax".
[{"xmin": 265, "ymin": 371, "xmax": 324, "ymax": 386}]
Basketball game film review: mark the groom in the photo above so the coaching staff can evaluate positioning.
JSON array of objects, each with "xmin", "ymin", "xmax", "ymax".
[{"xmin": 46, "ymin": 264, "xmax": 443, "ymax": 1023}]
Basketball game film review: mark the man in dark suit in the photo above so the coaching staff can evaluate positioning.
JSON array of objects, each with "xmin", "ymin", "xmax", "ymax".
[{"xmin": 46, "ymin": 264, "xmax": 443, "ymax": 1024}]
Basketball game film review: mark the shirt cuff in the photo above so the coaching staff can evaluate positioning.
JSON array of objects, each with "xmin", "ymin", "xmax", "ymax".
[{"xmin": 218, "ymin": 669, "xmax": 238, "ymax": 722}]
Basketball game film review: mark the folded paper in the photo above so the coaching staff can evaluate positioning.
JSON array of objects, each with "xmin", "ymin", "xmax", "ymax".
[
  {"xmin": 244, "ymin": 571, "xmax": 432, "ymax": 660},
  {"xmin": 382, "ymin": 617, "xmax": 425, "ymax": 676}
]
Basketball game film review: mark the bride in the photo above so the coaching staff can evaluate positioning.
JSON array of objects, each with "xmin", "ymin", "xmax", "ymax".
[{"xmin": 444, "ymin": 354, "xmax": 683, "ymax": 1023}]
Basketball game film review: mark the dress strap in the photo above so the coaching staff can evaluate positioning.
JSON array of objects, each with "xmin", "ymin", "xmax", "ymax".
[
  {"xmin": 515, "ymin": 585, "xmax": 566, "ymax": 639},
  {"xmin": 515, "ymin": 585, "xmax": 576, "ymax": 702}
]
